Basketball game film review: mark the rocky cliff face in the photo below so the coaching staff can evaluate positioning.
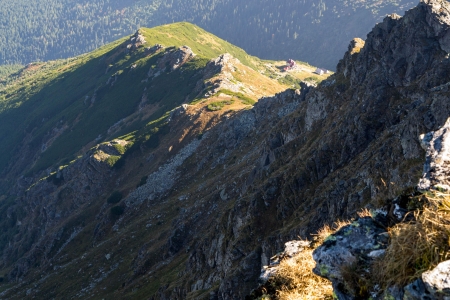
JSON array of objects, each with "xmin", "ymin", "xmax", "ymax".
[
  {"xmin": 1, "ymin": 0, "xmax": 450, "ymax": 299},
  {"xmin": 139, "ymin": 0, "xmax": 450, "ymax": 295},
  {"xmin": 161, "ymin": 0, "xmax": 450, "ymax": 297}
]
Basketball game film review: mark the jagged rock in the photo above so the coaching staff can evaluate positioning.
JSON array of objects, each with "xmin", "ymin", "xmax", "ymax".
[
  {"xmin": 422, "ymin": 260, "xmax": 450, "ymax": 298},
  {"xmin": 402, "ymin": 261, "xmax": 450, "ymax": 300},
  {"xmin": 219, "ymin": 188, "xmax": 228, "ymax": 200},
  {"xmin": 312, "ymin": 217, "xmax": 388, "ymax": 299},
  {"xmin": 418, "ymin": 117, "xmax": 450, "ymax": 191},
  {"xmin": 336, "ymin": 37, "xmax": 365, "ymax": 78},
  {"xmin": 126, "ymin": 30, "xmax": 146, "ymax": 52},
  {"xmin": 298, "ymin": 81, "xmax": 316, "ymax": 102},
  {"xmin": 126, "ymin": 134, "xmax": 205, "ymax": 206},
  {"xmin": 168, "ymin": 104, "xmax": 189, "ymax": 121},
  {"xmin": 148, "ymin": 46, "xmax": 196, "ymax": 77},
  {"xmin": 202, "ymin": 53, "xmax": 238, "ymax": 79},
  {"xmin": 195, "ymin": 53, "xmax": 243, "ymax": 98},
  {"xmin": 341, "ymin": 0, "xmax": 450, "ymax": 88},
  {"xmin": 146, "ymin": 43, "xmax": 164, "ymax": 54},
  {"xmin": 404, "ymin": 279, "xmax": 428, "ymax": 300},
  {"xmin": 159, "ymin": 46, "xmax": 195, "ymax": 72},
  {"xmin": 381, "ymin": 286, "xmax": 405, "ymax": 300}
]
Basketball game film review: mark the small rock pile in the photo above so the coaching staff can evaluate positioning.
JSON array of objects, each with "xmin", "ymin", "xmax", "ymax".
[
  {"xmin": 126, "ymin": 30, "xmax": 146, "ymax": 52},
  {"xmin": 147, "ymin": 46, "xmax": 196, "ymax": 78}
]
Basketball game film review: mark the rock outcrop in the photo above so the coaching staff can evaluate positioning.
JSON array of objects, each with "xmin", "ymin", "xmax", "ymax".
[
  {"xmin": 145, "ymin": 0, "xmax": 450, "ymax": 297},
  {"xmin": 310, "ymin": 1, "xmax": 450, "ymax": 298},
  {"xmin": 147, "ymin": 45, "xmax": 195, "ymax": 77},
  {"xmin": 312, "ymin": 217, "xmax": 389, "ymax": 299},
  {"xmin": 3, "ymin": 0, "xmax": 450, "ymax": 299},
  {"xmin": 195, "ymin": 53, "xmax": 244, "ymax": 98},
  {"xmin": 418, "ymin": 117, "xmax": 450, "ymax": 191},
  {"xmin": 126, "ymin": 30, "xmax": 146, "ymax": 52}
]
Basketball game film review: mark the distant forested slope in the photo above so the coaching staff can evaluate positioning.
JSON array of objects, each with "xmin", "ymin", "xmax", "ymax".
[
  {"xmin": 159, "ymin": 0, "xmax": 416, "ymax": 69},
  {"xmin": 1, "ymin": 0, "xmax": 415, "ymax": 69},
  {"xmin": 0, "ymin": 0, "xmax": 161, "ymax": 64}
]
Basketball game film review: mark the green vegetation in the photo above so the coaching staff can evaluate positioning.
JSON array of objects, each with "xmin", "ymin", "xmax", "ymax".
[
  {"xmin": 217, "ymin": 89, "xmax": 256, "ymax": 105},
  {"xmin": 278, "ymin": 75, "xmax": 302, "ymax": 89},
  {"xmin": 375, "ymin": 191, "xmax": 450, "ymax": 287},
  {"xmin": 138, "ymin": 24, "xmax": 257, "ymax": 68},
  {"xmin": 0, "ymin": 22, "xmax": 262, "ymax": 176},
  {"xmin": 113, "ymin": 144, "xmax": 126, "ymax": 155},
  {"xmin": 303, "ymin": 76, "xmax": 321, "ymax": 84},
  {"xmin": 106, "ymin": 155, "xmax": 121, "ymax": 167},
  {"xmin": 107, "ymin": 191, "xmax": 123, "ymax": 204},
  {"xmin": 0, "ymin": 0, "xmax": 162, "ymax": 65},
  {"xmin": 0, "ymin": 0, "xmax": 414, "ymax": 70},
  {"xmin": 0, "ymin": 65, "xmax": 23, "ymax": 80},
  {"xmin": 207, "ymin": 100, "xmax": 234, "ymax": 111},
  {"xmin": 110, "ymin": 205, "xmax": 125, "ymax": 216}
]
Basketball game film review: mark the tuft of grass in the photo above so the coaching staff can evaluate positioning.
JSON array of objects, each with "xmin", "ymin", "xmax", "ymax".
[
  {"xmin": 374, "ymin": 192, "xmax": 450, "ymax": 287},
  {"xmin": 264, "ymin": 221, "xmax": 352, "ymax": 299},
  {"xmin": 113, "ymin": 143, "xmax": 126, "ymax": 155},
  {"xmin": 357, "ymin": 208, "xmax": 372, "ymax": 218},
  {"xmin": 313, "ymin": 219, "xmax": 351, "ymax": 247},
  {"xmin": 272, "ymin": 246, "xmax": 333, "ymax": 300},
  {"xmin": 106, "ymin": 155, "xmax": 120, "ymax": 167}
]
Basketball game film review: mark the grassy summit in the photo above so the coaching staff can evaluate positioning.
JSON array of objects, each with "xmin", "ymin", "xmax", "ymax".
[
  {"xmin": 0, "ymin": 22, "xmax": 329, "ymax": 180},
  {"xmin": 0, "ymin": 23, "xmax": 253, "ymax": 176}
]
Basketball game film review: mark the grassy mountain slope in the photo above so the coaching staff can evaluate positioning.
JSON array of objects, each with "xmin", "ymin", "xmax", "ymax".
[
  {"xmin": 2, "ymin": 1, "xmax": 450, "ymax": 299},
  {"xmin": 0, "ymin": 24, "xmax": 332, "ymax": 299},
  {"xmin": 3, "ymin": 0, "xmax": 450, "ymax": 297},
  {"xmin": 1, "ymin": 22, "xmax": 316, "ymax": 182}
]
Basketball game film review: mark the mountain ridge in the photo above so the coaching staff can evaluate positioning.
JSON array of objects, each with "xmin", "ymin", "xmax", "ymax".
[
  {"xmin": 1, "ymin": 0, "xmax": 450, "ymax": 298},
  {"xmin": 0, "ymin": 0, "xmax": 417, "ymax": 70},
  {"xmin": 0, "ymin": 22, "xmax": 330, "ymax": 299}
]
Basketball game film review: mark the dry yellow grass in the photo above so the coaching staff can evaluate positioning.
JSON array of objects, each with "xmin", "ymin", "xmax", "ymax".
[
  {"xmin": 274, "ymin": 247, "xmax": 333, "ymax": 300},
  {"xmin": 270, "ymin": 220, "xmax": 351, "ymax": 300},
  {"xmin": 313, "ymin": 220, "xmax": 351, "ymax": 246},
  {"xmin": 357, "ymin": 208, "xmax": 372, "ymax": 218},
  {"xmin": 375, "ymin": 192, "xmax": 450, "ymax": 287},
  {"xmin": 270, "ymin": 192, "xmax": 450, "ymax": 299}
]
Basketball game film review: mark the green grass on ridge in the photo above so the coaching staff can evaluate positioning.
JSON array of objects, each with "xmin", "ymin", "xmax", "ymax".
[{"xmin": 0, "ymin": 22, "xmax": 259, "ymax": 176}]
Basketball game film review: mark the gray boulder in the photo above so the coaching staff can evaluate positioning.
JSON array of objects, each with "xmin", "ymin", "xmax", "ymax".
[
  {"xmin": 312, "ymin": 217, "xmax": 388, "ymax": 299},
  {"xmin": 422, "ymin": 260, "xmax": 450, "ymax": 298}
]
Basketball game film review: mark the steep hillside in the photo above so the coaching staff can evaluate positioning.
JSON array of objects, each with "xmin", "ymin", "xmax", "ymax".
[
  {"xmin": 0, "ymin": 22, "xmax": 330, "ymax": 299},
  {"xmin": 0, "ymin": 22, "xmax": 312, "ymax": 180},
  {"xmin": 1, "ymin": 0, "xmax": 450, "ymax": 299},
  {"xmin": 0, "ymin": 0, "xmax": 416, "ymax": 70}
]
